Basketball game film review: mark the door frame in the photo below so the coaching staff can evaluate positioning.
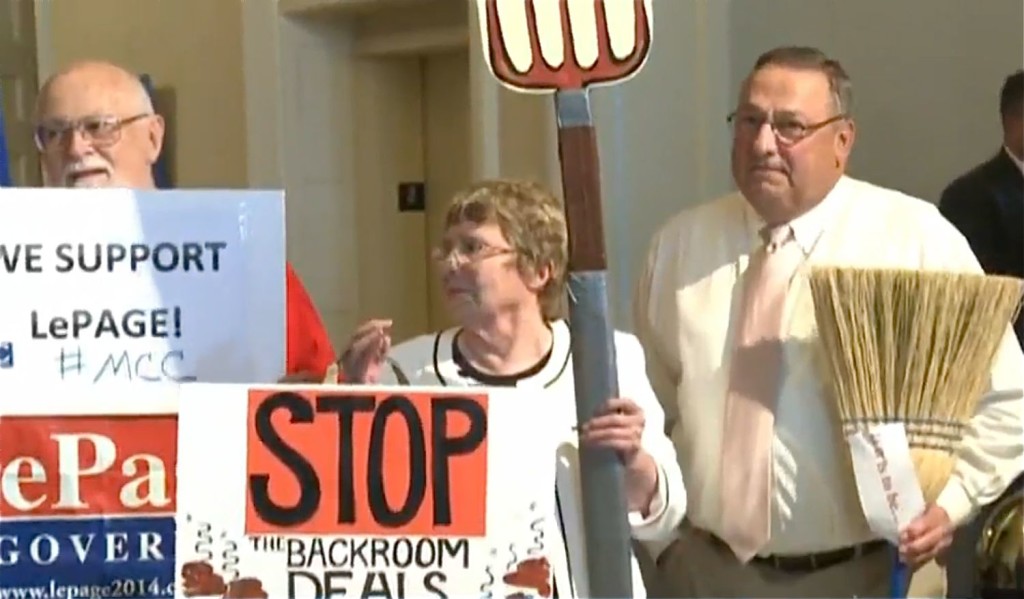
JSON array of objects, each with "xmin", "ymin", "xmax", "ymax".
[{"xmin": 32, "ymin": 0, "xmax": 54, "ymax": 81}]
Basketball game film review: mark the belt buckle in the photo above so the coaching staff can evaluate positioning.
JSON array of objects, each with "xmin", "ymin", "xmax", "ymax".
[{"xmin": 769, "ymin": 552, "xmax": 818, "ymax": 571}]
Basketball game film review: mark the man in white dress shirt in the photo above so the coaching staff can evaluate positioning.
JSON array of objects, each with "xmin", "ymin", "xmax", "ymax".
[{"xmin": 633, "ymin": 46, "xmax": 1024, "ymax": 598}]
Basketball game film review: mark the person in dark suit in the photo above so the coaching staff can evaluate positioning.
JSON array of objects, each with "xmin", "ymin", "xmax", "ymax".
[
  {"xmin": 939, "ymin": 70, "xmax": 1024, "ymax": 599},
  {"xmin": 939, "ymin": 69, "xmax": 1023, "ymax": 347}
]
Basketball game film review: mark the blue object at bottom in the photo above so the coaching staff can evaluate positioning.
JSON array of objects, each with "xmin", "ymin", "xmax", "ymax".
[
  {"xmin": 889, "ymin": 546, "xmax": 909, "ymax": 598},
  {"xmin": 0, "ymin": 516, "xmax": 175, "ymax": 597}
]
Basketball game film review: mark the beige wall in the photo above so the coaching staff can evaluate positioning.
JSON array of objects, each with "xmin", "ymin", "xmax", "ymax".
[
  {"xmin": 241, "ymin": 7, "xmax": 360, "ymax": 347},
  {"xmin": 37, "ymin": 0, "xmax": 248, "ymax": 188}
]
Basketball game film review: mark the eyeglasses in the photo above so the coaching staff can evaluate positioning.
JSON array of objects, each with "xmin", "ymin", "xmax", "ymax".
[
  {"xmin": 727, "ymin": 111, "xmax": 846, "ymax": 145},
  {"xmin": 33, "ymin": 113, "xmax": 151, "ymax": 152},
  {"xmin": 431, "ymin": 237, "xmax": 516, "ymax": 265}
]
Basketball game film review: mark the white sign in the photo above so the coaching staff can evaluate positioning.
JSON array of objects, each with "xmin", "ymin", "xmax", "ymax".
[
  {"xmin": 0, "ymin": 188, "xmax": 285, "ymax": 384},
  {"xmin": 174, "ymin": 384, "xmax": 562, "ymax": 599},
  {"xmin": 847, "ymin": 422, "xmax": 927, "ymax": 543}
]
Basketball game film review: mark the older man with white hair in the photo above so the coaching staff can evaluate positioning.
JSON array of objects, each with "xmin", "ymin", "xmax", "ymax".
[
  {"xmin": 35, "ymin": 60, "xmax": 164, "ymax": 188},
  {"xmin": 33, "ymin": 60, "xmax": 337, "ymax": 381}
]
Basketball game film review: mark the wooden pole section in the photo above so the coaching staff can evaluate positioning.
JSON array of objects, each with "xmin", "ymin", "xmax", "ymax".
[{"xmin": 555, "ymin": 87, "xmax": 633, "ymax": 598}]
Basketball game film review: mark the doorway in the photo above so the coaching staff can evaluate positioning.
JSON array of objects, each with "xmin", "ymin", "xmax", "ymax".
[
  {"xmin": 422, "ymin": 49, "xmax": 471, "ymax": 332},
  {"xmin": 352, "ymin": 47, "xmax": 473, "ymax": 344},
  {"xmin": 0, "ymin": 0, "xmax": 41, "ymax": 186}
]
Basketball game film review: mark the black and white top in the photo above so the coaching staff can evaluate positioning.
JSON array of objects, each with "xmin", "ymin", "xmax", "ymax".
[{"xmin": 381, "ymin": 320, "xmax": 687, "ymax": 598}]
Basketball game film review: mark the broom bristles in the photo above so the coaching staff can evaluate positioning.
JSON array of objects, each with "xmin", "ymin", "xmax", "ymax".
[{"xmin": 808, "ymin": 267, "xmax": 1023, "ymax": 504}]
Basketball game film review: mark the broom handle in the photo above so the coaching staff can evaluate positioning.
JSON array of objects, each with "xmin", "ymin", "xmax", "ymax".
[
  {"xmin": 889, "ymin": 548, "xmax": 909, "ymax": 598},
  {"xmin": 554, "ymin": 87, "xmax": 634, "ymax": 599}
]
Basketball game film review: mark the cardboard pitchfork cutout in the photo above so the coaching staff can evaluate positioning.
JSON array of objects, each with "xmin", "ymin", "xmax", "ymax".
[{"xmin": 475, "ymin": 1, "xmax": 653, "ymax": 596}]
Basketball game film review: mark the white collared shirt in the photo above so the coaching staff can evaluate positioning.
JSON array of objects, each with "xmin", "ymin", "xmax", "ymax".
[
  {"xmin": 743, "ymin": 175, "xmax": 848, "ymax": 257},
  {"xmin": 634, "ymin": 175, "xmax": 1024, "ymax": 557},
  {"xmin": 1004, "ymin": 145, "xmax": 1024, "ymax": 176},
  {"xmin": 381, "ymin": 320, "xmax": 688, "ymax": 598}
]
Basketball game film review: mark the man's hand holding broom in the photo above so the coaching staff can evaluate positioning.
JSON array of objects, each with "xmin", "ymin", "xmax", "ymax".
[{"xmin": 899, "ymin": 504, "xmax": 953, "ymax": 567}]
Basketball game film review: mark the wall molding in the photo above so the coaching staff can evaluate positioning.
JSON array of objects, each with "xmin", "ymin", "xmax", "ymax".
[{"xmin": 33, "ymin": 0, "xmax": 55, "ymax": 81}]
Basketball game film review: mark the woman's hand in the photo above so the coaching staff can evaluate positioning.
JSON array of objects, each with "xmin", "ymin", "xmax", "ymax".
[
  {"xmin": 578, "ymin": 397, "xmax": 660, "ymax": 515},
  {"xmin": 340, "ymin": 319, "xmax": 393, "ymax": 383},
  {"xmin": 276, "ymin": 370, "xmax": 322, "ymax": 383}
]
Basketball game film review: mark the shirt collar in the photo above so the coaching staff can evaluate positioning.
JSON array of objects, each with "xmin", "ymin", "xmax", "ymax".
[
  {"xmin": 432, "ymin": 319, "xmax": 573, "ymax": 388},
  {"xmin": 1004, "ymin": 145, "xmax": 1024, "ymax": 176},
  {"xmin": 744, "ymin": 175, "xmax": 848, "ymax": 256}
]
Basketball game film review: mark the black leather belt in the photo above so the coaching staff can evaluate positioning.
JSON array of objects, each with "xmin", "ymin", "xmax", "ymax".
[{"xmin": 705, "ymin": 531, "xmax": 888, "ymax": 572}]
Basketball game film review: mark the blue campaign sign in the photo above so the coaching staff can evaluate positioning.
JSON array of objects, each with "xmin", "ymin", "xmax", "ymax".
[
  {"xmin": 0, "ymin": 413, "xmax": 178, "ymax": 598},
  {"xmin": 0, "ymin": 341, "xmax": 12, "ymax": 368}
]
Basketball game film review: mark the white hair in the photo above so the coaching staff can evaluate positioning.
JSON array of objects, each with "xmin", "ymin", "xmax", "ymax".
[
  {"xmin": 133, "ymin": 79, "xmax": 155, "ymax": 114},
  {"xmin": 35, "ymin": 60, "xmax": 157, "ymax": 121}
]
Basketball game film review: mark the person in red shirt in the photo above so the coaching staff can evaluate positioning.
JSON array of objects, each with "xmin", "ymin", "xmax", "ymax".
[
  {"xmin": 34, "ymin": 60, "xmax": 336, "ymax": 381},
  {"xmin": 284, "ymin": 262, "xmax": 336, "ymax": 380}
]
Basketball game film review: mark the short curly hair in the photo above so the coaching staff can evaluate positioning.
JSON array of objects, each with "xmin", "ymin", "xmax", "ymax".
[{"xmin": 445, "ymin": 179, "xmax": 568, "ymax": 320}]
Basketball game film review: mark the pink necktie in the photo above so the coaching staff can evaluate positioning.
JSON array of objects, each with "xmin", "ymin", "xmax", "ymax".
[{"xmin": 718, "ymin": 225, "xmax": 803, "ymax": 562}]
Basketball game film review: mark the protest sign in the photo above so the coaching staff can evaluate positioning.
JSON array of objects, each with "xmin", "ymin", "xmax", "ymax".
[
  {"xmin": 174, "ymin": 385, "xmax": 561, "ymax": 598},
  {"xmin": 0, "ymin": 385, "xmax": 179, "ymax": 598},
  {"xmin": 0, "ymin": 188, "xmax": 285, "ymax": 384}
]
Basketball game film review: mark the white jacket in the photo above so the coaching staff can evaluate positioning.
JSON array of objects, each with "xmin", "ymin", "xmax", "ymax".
[{"xmin": 380, "ymin": 319, "xmax": 687, "ymax": 598}]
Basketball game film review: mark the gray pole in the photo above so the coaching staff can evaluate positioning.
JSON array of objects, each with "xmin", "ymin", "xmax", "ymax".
[{"xmin": 555, "ymin": 87, "xmax": 634, "ymax": 599}]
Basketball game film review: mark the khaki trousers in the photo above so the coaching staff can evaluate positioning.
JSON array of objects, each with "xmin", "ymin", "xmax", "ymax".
[{"xmin": 650, "ymin": 525, "xmax": 947, "ymax": 598}]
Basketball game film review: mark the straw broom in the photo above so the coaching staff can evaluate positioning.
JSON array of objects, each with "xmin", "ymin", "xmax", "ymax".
[
  {"xmin": 809, "ymin": 268, "xmax": 1022, "ymax": 502},
  {"xmin": 808, "ymin": 267, "xmax": 1023, "ymax": 596}
]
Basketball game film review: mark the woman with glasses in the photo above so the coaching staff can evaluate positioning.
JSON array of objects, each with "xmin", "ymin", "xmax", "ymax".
[{"xmin": 336, "ymin": 179, "xmax": 686, "ymax": 598}]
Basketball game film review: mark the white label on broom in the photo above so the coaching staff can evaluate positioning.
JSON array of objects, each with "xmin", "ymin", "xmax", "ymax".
[{"xmin": 847, "ymin": 423, "xmax": 927, "ymax": 544}]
